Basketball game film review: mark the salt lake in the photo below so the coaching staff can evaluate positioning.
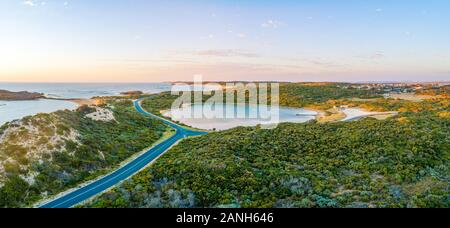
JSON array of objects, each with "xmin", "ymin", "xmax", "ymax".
[{"xmin": 163, "ymin": 103, "xmax": 318, "ymax": 130}]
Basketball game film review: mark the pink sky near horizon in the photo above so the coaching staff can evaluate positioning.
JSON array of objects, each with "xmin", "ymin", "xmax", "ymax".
[{"xmin": 0, "ymin": 1, "xmax": 449, "ymax": 83}]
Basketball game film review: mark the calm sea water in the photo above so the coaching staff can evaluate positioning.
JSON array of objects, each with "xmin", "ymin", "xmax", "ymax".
[
  {"xmin": 0, "ymin": 83, "xmax": 171, "ymax": 99},
  {"xmin": 164, "ymin": 104, "xmax": 317, "ymax": 130},
  {"xmin": 0, "ymin": 83, "xmax": 171, "ymax": 126}
]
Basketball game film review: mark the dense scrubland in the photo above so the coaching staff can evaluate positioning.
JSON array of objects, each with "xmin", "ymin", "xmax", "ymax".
[
  {"xmin": 0, "ymin": 100, "xmax": 167, "ymax": 207},
  {"xmin": 1, "ymin": 83, "xmax": 448, "ymax": 208},
  {"xmin": 0, "ymin": 90, "xmax": 44, "ymax": 100},
  {"xmin": 86, "ymin": 83, "xmax": 449, "ymax": 208}
]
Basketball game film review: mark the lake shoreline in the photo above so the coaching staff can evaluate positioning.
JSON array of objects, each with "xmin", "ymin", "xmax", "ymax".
[
  {"xmin": 0, "ymin": 83, "xmax": 171, "ymax": 126},
  {"xmin": 161, "ymin": 103, "xmax": 318, "ymax": 131},
  {"xmin": 341, "ymin": 107, "xmax": 398, "ymax": 121}
]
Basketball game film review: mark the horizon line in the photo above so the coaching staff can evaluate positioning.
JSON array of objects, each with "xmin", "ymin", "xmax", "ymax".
[{"xmin": 1, "ymin": 80, "xmax": 449, "ymax": 84}]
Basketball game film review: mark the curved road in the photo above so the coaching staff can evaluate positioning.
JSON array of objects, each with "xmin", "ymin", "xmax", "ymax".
[{"xmin": 39, "ymin": 99, "xmax": 207, "ymax": 208}]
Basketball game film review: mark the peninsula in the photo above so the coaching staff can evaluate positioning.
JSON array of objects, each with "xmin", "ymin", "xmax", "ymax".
[{"xmin": 0, "ymin": 90, "xmax": 44, "ymax": 101}]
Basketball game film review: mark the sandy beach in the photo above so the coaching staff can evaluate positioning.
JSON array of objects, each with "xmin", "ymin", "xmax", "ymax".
[
  {"xmin": 67, "ymin": 98, "xmax": 104, "ymax": 106},
  {"xmin": 45, "ymin": 98, "xmax": 104, "ymax": 107}
]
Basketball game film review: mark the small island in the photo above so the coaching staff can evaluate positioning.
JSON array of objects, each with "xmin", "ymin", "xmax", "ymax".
[{"xmin": 0, "ymin": 90, "xmax": 44, "ymax": 101}]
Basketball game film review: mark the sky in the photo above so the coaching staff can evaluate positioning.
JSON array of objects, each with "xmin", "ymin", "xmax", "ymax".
[{"xmin": 0, "ymin": 0, "xmax": 449, "ymax": 82}]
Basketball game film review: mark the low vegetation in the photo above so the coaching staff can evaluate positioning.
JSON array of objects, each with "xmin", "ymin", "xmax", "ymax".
[
  {"xmin": 87, "ymin": 110, "xmax": 449, "ymax": 208},
  {"xmin": 2, "ymin": 82, "xmax": 448, "ymax": 208},
  {"xmin": 0, "ymin": 99, "xmax": 167, "ymax": 207},
  {"xmin": 0, "ymin": 90, "xmax": 44, "ymax": 101},
  {"xmin": 86, "ymin": 83, "xmax": 449, "ymax": 208}
]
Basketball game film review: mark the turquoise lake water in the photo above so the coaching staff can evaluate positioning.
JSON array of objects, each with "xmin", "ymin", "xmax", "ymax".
[{"xmin": 163, "ymin": 103, "xmax": 317, "ymax": 130}]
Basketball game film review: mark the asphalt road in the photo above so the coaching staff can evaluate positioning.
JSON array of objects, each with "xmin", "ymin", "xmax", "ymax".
[{"xmin": 39, "ymin": 99, "xmax": 207, "ymax": 208}]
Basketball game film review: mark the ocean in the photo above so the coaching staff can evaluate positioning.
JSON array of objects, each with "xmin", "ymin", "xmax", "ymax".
[{"xmin": 0, "ymin": 83, "xmax": 171, "ymax": 126}]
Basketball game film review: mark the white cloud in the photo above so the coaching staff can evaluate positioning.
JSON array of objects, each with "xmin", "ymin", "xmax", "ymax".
[
  {"xmin": 200, "ymin": 34, "xmax": 215, "ymax": 40},
  {"xmin": 193, "ymin": 49, "xmax": 259, "ymax": 58},
  {"xmin": 167, "ymin": 49, "xmax": 260, "ymax": 59},
  {"xmin": 22, "ymin": 1, "xmax": 36, "ymax": 7},
  {"xmin": 370, "ymin": 52, "xmax": 385, "ymax": 59},
  {"xmin": 261, "ymin": 20, "xmax": 282, "ymax": 29},
  {"xmin": 22, "ymin": 0, "xmax": 48, "ymax": 7}
]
